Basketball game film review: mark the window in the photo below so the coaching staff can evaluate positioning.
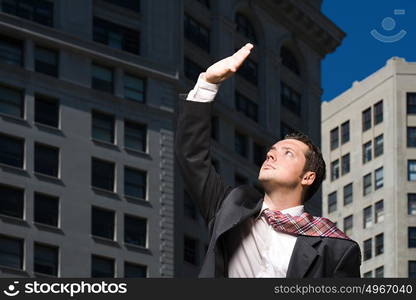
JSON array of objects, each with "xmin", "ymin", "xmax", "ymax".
[
  {"xmin": 124, "ymin": 262, "xmax": 146, "ymax": 278},
  {"xmin": 328, "ymin": 191, "xmax": 337, "ymax": 214},
  {"xmin": 409, "ymin": 227, "xmax": 416, "ymax": 248},
  {"xmin": 407, "ymin": 93, "xmax": 416, "ymax": 114},
  {"xmin": 409, "ymin": 261, "xmax": 416, "ymax": 278},
  {"xmin": 374, "ymin": 134, "xmax": 383, "ymax": 157},
  {"xmin": 408, "ymin": 194, "xmax": 416, "ymax": 216},
  {"xmin": 330, "ymin": 159, "xmax": 339, "ymax": 181},
  {"xmin": 363, "ymin": 271, "xmax": 372, "ymax": 278},
  {"xmin": 184, "ymin": 14, "xmax": 210, "ymax": 51},
  {"xmin": 363, "ymin": 238, "xmax": 372, "ymax": 261},
  {"xmin": 124, "ymin": 74, "xmax": 145, "ymax": 102},
  {"xmin": 34, "ymin": 243, "xmax": 58, "ymax": 276},
  {"xmin": 91, "ymin": 206, "xmax": 114, "ymax": 240},
  {"xmin": 235, "ymin": 92, "xmax": 258, "ymax": 122},
  {"xmin": 343, "ymin": 183, "xmax": 353, "ymax": 206},
  {"xmin": 362, "ymin": 141, "xmax": 372, "ymax": 164},
  {"xmin": 363, "ymin": 206, "xmax": 372, "ymax": 229},
  {"xmin": 102, "ymin": 0, "xmax": 140, "ymax": 12},
  {"xmin": 362, "ymin": 107, "xmax": 371, "ymax": 131},
  {"xmin": 343, "ymin": 215, "xmax": 353, "ymax": 236},
  {"xmin": 35, "ymin": 95, "xmax": 59, "ymax": 128},
  {"xmin": 375, "ymin": 266, "xmax": 384, "ymax": 278},
  {"xmin": 196, "ymin": 0, "xmax": 210, "ymax": 8},
  {"xmin": 235, "ymin": 131, "xmax": 248, "ymax": 157},
  {"xmin": 341, "ymin": 153, "xmax": 350, "ymax": 175},
  {"xmin": 235, "ymin": 173, "xmax": 248, "ymax": 186},
  {"xmin": 34, "ymin": 193, "xmax": 58, "ymax": 227},
  {"xmin": 0, "ymin": 35, "xmax": 23, "ymax": 66},
  {"xmin": 184, "ymin": 57, "xmax": 204, "ymax": 82},
  {"xmin": 184, "ymin": 236, "xmax": 198, "ymax": 265},
  {"xmin": 91, "ymin": 158, "xmax": 115, "ymax": 191},
  {"xmin": 330, "ymin": 127, "xmax": 339, "ymax": 150},
  {"xmin": 184, "ymin": 190, "xmax": 196, "ymax": 219},
  {"xmin": 0, "ymin": 85, "xmax": 23, "ymax": 118},
  {"xmin": 91, "ymin": 64, "xmax": 113, "ymax": 93},
  {"xmin": 211, "ymin": 116, "xmax": 219, "ymax": 141},
  {"xmin": 34, "ymin": 143, "xmax": 59, "ymax": 177},
  {"xmin": 253, "ymin": 142, "xmax": 266, "ymax": 167},
  {"xmin": 363, "ymin": 173, "xmax": 372, "ymax": 196},
  {"xmin": 93, "ymin": 17, "xmax": 140, "ymax": 55},
  {"xmin": 0, "ymin": 133, "xmax": 24, "ymax": 168},
  {"xmin": 407, "ymin": 127, "xmax": 416, "ymax": 147},
  {"xmin": 374, "ymin": 167, "xmax": 383, "ymax": 190},
  {"xmin": 375, "ymin": 200, "xmax": 384, "ymax": 223},
  {"xmin": 408, "ymin": 160, "xmax": 416, "ymax": 181},
  {"xmin": 124, "ymin": 167, "xmax": 146, "ymax": 199},
  {"xmin": 124, "ymin": 120, "xmax": 146, "ymax": 152},
  {"xmin": 238, "ymin": 57, "xmax": 258, "ymax": 85},
  {"xmin": 124, "ymin": 215, "xmax": 146, "ymax": 247},
  {"xmin": 375, "ymin": 233, "xmax": 384, "ymax": 255},
  {"xmin": 2, "ymin": 0, "xmax": 54, "ymax": 27},
  {"xmin": 35, "ymin": 46, "xmax": 58, "ymax": 77},
  {"xmin": 341, "ymin": 121, "xmax": 350, "ymax": 144},
  {"xmin": 92, "ymin": 111, "xmax": 114, "ymax": 144},
  {"xmin": 280, "ymin": 122, "xmax": 296, "ymax": 140},
  {"xmin": 91, "ymin": 255, "xmax": 114, "ymax": 278},
  {"xmin": 235, "ymin": 13, "xmax": 257, "ymax": 42},
  {"xmin": 374, "ymin": 100, "xmax": 383, "ymax": 125},
  {"xmin": 212, "ymin": 158, "xmax": 220, "ymax": 173},
  {"xmin": 281, "ymin": 82, "xmax": 301, "ymax": 115},
  {"xmin": 0, "ymin": 235, "xmax": 23, "ymax": 269},
  {"xmin": 280, "ymin": 46, "xmax": 300, "ymax": 75},
  {"xmin": 0, "ymin": 184, "xmax": 23, "ymax": 219}
]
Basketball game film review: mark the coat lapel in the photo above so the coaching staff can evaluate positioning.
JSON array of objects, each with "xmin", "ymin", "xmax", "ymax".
[
  {"xmin": 286, "ymin": 235, "xmax": 321, "ymax": 278},
  {"xmin": 214, "ymin": 185, "xmax": 263, "ymax": 239}
]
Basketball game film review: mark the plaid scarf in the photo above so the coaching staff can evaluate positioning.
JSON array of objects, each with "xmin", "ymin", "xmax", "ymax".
[{"xmin": 262, "ymin": 208, "xmax": 351, "ymax": 240}]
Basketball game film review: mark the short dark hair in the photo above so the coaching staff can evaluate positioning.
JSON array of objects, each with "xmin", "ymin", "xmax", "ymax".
[{"xmin": 283, "ymin": 131, "xmax": 326, "ymax": 202}]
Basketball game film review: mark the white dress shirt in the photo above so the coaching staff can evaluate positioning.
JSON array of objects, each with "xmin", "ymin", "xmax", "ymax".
[{"xmin": 185, "ymin": 73, "xmax": 304, "ymax": 277}]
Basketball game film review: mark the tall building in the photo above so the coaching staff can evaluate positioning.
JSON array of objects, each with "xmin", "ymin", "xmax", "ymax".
[
  {"xmin": 321, "ymin": 57, "xmax": 416, "ymax": 278},
  {"xmin": 0, "ymin": 0, "xmax": 344, "ymax": 278}
]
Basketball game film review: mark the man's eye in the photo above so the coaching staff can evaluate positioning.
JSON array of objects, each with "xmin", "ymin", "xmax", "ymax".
[{"xmin": 285, "ymin": 151, "xmax": 293, "ymax": 156}]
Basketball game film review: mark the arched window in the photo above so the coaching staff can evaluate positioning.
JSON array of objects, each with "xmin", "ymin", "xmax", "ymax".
[
  {"xmin": 235, "ymin": 13, "xmax": 257, "ymax": 43},
  {"xmin": 280, "ymin": 46, "xmax": 300, "ymax": 75}
]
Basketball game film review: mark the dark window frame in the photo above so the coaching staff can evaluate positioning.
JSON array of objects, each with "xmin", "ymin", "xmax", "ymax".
[
  {"xmin": 34, "ymin": 142, "xmax": 59, "ymax": 177},
  {"xmin": 91, "ymin": 157, "xmax": 115, "ymax": 192},
  {"xmin": 93, "ymin": 17, "xmax": 140, "ymax": 55},
  {"xmin": 34, "ymin": 242, "xmax": 59, "ymax": 276}
]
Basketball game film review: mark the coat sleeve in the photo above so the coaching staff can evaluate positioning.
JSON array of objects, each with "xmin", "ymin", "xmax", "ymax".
[
  {"xmin": 332, "ymin": 242, "xmax": 362, "ymax": 277},
  {"xmin": 175, "ymin": 95, "xmax": 233, "ymax": 227}
]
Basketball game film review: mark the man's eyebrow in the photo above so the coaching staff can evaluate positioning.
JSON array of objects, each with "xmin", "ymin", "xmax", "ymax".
[{"xmin": 267, "ymin": 145, "xmax": 297, "ymax": 153}]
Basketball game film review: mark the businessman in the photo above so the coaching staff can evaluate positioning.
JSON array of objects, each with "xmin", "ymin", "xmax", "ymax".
[{"xmin": 175, "ymin": 43, "xmax": 361, "ymax": 278}]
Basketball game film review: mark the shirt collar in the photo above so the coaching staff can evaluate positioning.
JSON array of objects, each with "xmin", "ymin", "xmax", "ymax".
[{"xmin": 255, "ymin": 200, "xmax": 304, "ymax": 220}]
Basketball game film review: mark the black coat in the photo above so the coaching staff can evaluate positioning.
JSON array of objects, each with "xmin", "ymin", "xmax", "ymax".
[{"xmin": 175, "ymin": 96, "xmax": 362, "ymax": 278}]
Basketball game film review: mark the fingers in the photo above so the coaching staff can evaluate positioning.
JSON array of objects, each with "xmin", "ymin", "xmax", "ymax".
[{"xmin": 230, "ymin": 43, "xmax": 254, "ymax": 71}]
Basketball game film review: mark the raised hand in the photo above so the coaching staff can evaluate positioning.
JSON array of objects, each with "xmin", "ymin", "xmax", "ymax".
[{"xmin": 202, "ymin": 43, "xmax": 254, "ymax": 84}]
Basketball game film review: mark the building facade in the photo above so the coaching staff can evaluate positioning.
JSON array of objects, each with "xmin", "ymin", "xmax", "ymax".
[
  {"xmin": 0, "ymin": 0, "xmax": 344, "ymax": 278},
  {"xmin": 322, "ymin": 57, "xmax": 416, "ymax": 278}
]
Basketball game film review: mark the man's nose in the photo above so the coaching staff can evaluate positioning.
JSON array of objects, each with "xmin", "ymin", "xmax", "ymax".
[{"xmin": 266, "ymin": 151, "xmax": 276, "ymax": 162}]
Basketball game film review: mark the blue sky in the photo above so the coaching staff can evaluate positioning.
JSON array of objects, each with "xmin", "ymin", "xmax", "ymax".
[{"xmin": 321, "ymin": 0, "xmax": 416, "ymax": 101}]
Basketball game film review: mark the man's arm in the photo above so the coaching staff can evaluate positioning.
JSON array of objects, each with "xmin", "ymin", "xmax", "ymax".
[
  {"xmin": 175, "ymin": 44, "xmax": 254, "ymax": 227},
  {"xmin": 332, "ymin": 242, "xmax": 362, "ymax": 277}
]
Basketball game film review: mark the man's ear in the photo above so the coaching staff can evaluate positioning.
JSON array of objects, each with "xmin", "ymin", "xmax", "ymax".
[{"xmin": 301, "ymin": 171, "xmax": 316, "ymax": 187}]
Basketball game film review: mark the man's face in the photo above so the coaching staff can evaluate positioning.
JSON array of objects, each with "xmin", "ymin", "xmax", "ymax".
[{"xmin": 258, "ymin": 139, "xmax": 312, "ymax": 189}]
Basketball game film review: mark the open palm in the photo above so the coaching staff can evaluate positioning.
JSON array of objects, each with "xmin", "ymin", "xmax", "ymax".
[{"xmin": 203, "ymin": 43, "xmax": 254, "ymax": 84}]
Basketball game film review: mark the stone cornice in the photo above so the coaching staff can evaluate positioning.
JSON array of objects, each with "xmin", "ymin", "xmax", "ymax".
[{"xmin": 261, "ymin": 0, "xmax": 346, "ymax": 57}]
